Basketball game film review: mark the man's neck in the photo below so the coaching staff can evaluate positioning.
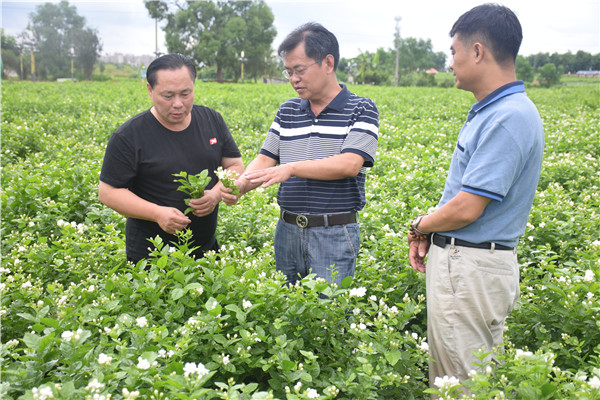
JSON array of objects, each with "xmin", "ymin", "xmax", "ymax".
[
  {"xmin": 472, "ymin": 68, "xmax": 517, "ymax": 102},
  {"xmin": 310, "ymin": 81, "xmax": 342, "ymax": 116}
]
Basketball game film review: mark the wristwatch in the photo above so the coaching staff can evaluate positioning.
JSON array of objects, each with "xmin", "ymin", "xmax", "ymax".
[{"xmin": 409, "ymin": 214, "xmax": 430, "ymax": 241}]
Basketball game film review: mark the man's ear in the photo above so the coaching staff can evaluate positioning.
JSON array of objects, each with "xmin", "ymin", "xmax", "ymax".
[
  {"xmin": 473, "ymin": 42, "xmax": 484, "ymax": 63},
  {"xmin": 325, "ymin": 54, "xmax": 336, "ymax": 73}
]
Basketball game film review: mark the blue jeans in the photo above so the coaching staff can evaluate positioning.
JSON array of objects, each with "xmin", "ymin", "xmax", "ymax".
[{"xmin": 274, "ymin": 218, "xmax": 360, "ymax": 286}]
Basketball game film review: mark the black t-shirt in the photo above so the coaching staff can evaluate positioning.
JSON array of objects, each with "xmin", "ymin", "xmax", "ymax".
[{"xmin": 100, "ymin": 105, "xmax": 241, "ymax": 261}]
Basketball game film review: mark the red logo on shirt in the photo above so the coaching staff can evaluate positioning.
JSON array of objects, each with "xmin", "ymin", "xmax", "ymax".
[{"xmin": 210, "ymin": 138, "xmax": 217, "ymax": 145}]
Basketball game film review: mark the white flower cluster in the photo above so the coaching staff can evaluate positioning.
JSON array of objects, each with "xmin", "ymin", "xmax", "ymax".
[
  {"xmin": 349, "ymin": 287, "xmax": 367, "ymax": 297},
  {"xmin": 85, "ymin": 378, "xmax": 105, "ymax": 393},
  {"xmin": 158, "ymin": 349, "xmax": 176, "ymax": 359},
  {"xmin": 136, "ymin": 357, "xmax": 157, "ymax": 370},
  {"xmin": 57, "ymin": 219, "xmax": 87, "ymax": 234},
  {"xmin": 433, "ymin": 375, "xmax": 460, "ymax": 389},
  {"xmin": 183, "ymin": 361, "xmax": 210, "ymax": 378},
  {"xmin": 515, "ymin": 349, "xmax": 533, "ymax": 358},
  {"xmin": 583, "ymin": 269, "xmax": 595, "ymax": 282},
  {"xmin": 122, "ymin": 388, "xmax": 140, "ymax": 399},
  {"xmin": 136, "ymin": 316, "xmax": 148, "ymax": 328},
  {"xmin": 97, "ymin": 353, "xmax": 112, "ymax": 366},
  {"xmin": 61, "ymin": 328, "xmax": 83, "ymax": 342},
  {"xmin": 242, "ymin": 299, "xmax": 252, "ymax": 309},
  {"xmin": 32, "ymin": 385, "xmax": 54, "ymax": 400}
]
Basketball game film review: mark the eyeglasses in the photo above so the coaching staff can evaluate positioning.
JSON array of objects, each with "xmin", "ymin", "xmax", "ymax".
[{"xmin": 282, "ymin": 61, "xmax": 319, "ymax": 79}]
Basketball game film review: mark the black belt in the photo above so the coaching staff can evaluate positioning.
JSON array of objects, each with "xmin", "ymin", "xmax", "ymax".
[
  {"xmin": 280, "ymin": 210, "xmax": 357, "ymax": 228},
  {"xmin": 432, "ymin": 234, "xmax": 514, "ymax": 251}
]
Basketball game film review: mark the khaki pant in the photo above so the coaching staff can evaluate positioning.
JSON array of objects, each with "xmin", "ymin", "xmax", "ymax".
[{"xmin": 426, "ymin": 238, "xmax": 520, "ymax": 388}]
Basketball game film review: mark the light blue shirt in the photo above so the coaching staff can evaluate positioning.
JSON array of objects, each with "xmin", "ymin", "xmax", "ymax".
[{"xmin": 438, "ymin": 81, "xmax": 544, "ymax": 247}]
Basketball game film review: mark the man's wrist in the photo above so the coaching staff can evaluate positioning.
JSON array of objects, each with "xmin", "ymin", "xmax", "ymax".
[{"xmin": 409, "ymin": 214, "xmax": 431, "ymax": 241}]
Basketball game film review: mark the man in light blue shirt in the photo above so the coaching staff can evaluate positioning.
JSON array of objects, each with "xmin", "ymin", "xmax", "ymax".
[{"xmin": 406, "ymin": 3, "xmax": 544, "ymax": 391}]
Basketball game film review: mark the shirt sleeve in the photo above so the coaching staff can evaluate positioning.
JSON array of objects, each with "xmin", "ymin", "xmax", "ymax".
[
  {"xmin": 341, "ymin": 98, "xmax": 379, "ymax": 167},
  {"xmin": 213, "ymin": 109, "xmax": 241, "ymax": 159},
  {"xmin": 99, "ymin": 129, "xmax": 138, "ymax": 188},
  {"xmin": 461, "ymin": 120, "xmax": 529, "ymax": 201},
  {"xmin": 259, "ymin": 108, "xmax": 282, "ymax": 162}
]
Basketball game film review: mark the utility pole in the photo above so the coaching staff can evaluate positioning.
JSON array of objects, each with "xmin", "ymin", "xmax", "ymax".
[
  {"xmin": 394, "ymin": 16, "xmax": 401, "ymax": 87},
  {"xmin": 154, "ymin": 17, "xmax": 162, "ymax": 59}
]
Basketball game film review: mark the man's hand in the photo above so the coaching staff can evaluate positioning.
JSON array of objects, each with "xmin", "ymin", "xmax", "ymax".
[
  {"xmin": 408, "ymin": 233, "xmax": 430, "ymax": 273},
  {"xmin": 156, "ymin": 206, "xmax": 191, "ymax": 234},
  {"xmin": 189, "ymin": 187, "xmax": 222, "ymax": 217},
  {"xmin": 244, "ymin": 164, "xmax": 293, "ymax": 189},
  {"xmin": 220, "ymin": 177, "xmax": 249, "ymax": 206}
]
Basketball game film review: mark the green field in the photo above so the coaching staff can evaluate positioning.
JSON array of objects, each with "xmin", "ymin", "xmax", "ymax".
[{"xmin": 1, "ymin": 80, "xmax": 599, "ymax": 399}]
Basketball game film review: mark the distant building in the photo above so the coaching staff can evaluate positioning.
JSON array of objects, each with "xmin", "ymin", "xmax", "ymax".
[
  {"xmin": 425, "ymin": 68, "xmax": 439, "ymax": 75},
  {"xmin": 576, "ymin": 70, "xmax": 600, "ymax": 78},
  {"xmin": 100, "ymin": 53, "xmax": 156, "ymax": 66}
]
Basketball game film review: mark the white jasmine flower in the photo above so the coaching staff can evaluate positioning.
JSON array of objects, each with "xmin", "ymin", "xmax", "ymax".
[
  {"xmin": 197, "ymin": 362, "xmax": 209, "ymax": 377},
  {"xmin": 32, "ymin": 385, "xmax": 54, "ymax": 400},
  {"xmin": 122, "ymin": 388, "xmax": 140, "ymax": 399},
  {"xmin": 349, "ymin": 287, "xmax": 367, "ymax": 297},
  {"xmin": 369, "ymin": 295, "xmax": 377, "ymax": 301},
  {"xmin": 97, "ymin": 353, "xmax": 112, "ymax": 365},
  {"xmin": 61, "ymin": 331, "xmax": 73, "ymax": 342},
  {"xmin": 587, "ymin": 292, "xmax": 594, "ymax": 300},
  {"xmin": 85, "ymin": 378, "xmax": 104, "ymax": 392},
  {"xmin": 136, "ymin": 357, "xmax": 151, "ymax": 370},
  {"xmin": 136, "ymin": 316, "xmax": 148, "ymax": 328},
  {"xmin": 515, "ymin": 349, "xmax": 533, "ymax": 358},
  {"xmin": 589, "ymin": 376, "xmax": 600, "ymax": 389},
  {"xmin": 584, "ymin": 270, "xmax": 594, "ymax": 282},
  {"xmin": 222, "ymin": 354, "xmax": 230, "ymax": 365},
  {"xmin": 184, "ymin": 362, "xmax": 198, "ymax": 377},
  {"xmin": 352, "ymin": 308, "xmax": 361, "ymax": 315},
  {"xmin": 242, "ymin": 300, "xmax": 252, "ymax": 309},
  {"xmin": 419, "ymin": 341, "xmax": 429, "ymax": 352},
  {"xmin": 306, "ymin": 388, "xmax": 319, "ymax": 399},
  {"xmin": 434, "ymin": 375, "xmax": 460, "ymax": 389},
  {"xmin": 294, "ymin": 381, "xmax": 302, "ymax": 392}
]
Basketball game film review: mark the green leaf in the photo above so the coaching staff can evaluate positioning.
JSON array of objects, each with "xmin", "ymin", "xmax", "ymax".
[
  {"xmin": 341, "ymin": 275, "xmax": 354, "ymax": 288},
  {"xmin": 23, "ymin": 332, "xmax": 41, "ymax": 350},
  {"xmin": 173, "ymin": 270, "xmax": 186, "ymax": 285},
  {"xmin": 222, "ymin": 265, "xmax": 235, "ymax": 279},
  {"xmin": 171, "ymin": 288, "xmax": 185, "ymax": 301},
  {"xmin": 385, "ymin": 350, "xmax": 402, "ymax": 366},
  {"xmin": 281, "ymin": 359, "xmax": 295, "ymax": 371},
  {"xmin": 17, "ymin": 312, "xmax": 37, "ymax": 322},
  {"xmin": 40, "ymin": 318, "xmax": 59, "ymax": 329}
]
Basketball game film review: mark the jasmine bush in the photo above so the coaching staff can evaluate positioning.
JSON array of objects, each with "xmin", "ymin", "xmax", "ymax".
[{"xmin": 1, "ymin": 81, "xmax": 598, "ymax": 399}]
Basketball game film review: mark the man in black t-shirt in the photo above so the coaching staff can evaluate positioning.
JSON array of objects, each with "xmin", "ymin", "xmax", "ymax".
[{"xmin": 99, "ymin": 54, "xmax": 243, "ymax": 263}]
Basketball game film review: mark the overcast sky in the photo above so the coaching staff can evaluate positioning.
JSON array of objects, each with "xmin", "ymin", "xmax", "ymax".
[{"xmin": 2, "ymin": 0, "xmax": 599, "ymax": 62}]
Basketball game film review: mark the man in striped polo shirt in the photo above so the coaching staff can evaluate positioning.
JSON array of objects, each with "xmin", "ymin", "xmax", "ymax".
[{"xmin": 222, "ymin": 22, "xmax": 379, "ymax": 286}]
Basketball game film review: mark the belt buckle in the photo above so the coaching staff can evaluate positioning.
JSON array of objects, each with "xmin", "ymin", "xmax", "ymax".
[{"xmin": 296, "ymin": 214, "xmax": 308, "ymax": 228}]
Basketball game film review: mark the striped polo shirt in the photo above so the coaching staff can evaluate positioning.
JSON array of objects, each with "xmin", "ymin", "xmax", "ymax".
[{"xmin": 260, "ymin": 84, "xmax": 379, "ymax": 214}]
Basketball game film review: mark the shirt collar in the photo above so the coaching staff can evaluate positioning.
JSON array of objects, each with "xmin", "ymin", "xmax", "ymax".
[
  {"xmin": 471, "ymin": 81, "xmax": 525, "ymax": 114},
  {"xmin": 300, "ymin": 83, "xmax": 351, "ymax": 114}
]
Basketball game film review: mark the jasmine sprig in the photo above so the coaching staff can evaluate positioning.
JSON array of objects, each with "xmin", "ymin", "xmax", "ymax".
[
  {"xmin": 215, "ymin": 167, "xmax": 240, "ymax": 195},
  {"xmin": 173, "ymin": 170, "xmax": 211, "ymax": 215}
]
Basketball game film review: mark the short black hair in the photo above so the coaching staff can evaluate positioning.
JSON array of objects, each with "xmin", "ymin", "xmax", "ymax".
[
  {"xmin": 450, "ymin": 3, "xmax": 522, "ymax": 64},
  {"xmin": 146, "ymin": 53, "xmax": 197, "ymax": 88},
  {"xmin": 277, "ymin": 22, "xmax": 340, "ymax": 70}
]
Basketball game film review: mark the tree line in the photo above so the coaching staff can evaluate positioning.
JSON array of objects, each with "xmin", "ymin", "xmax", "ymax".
[{"xmin": 2, "ymin": 0, "xmax": 598, "ymax": 85}]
